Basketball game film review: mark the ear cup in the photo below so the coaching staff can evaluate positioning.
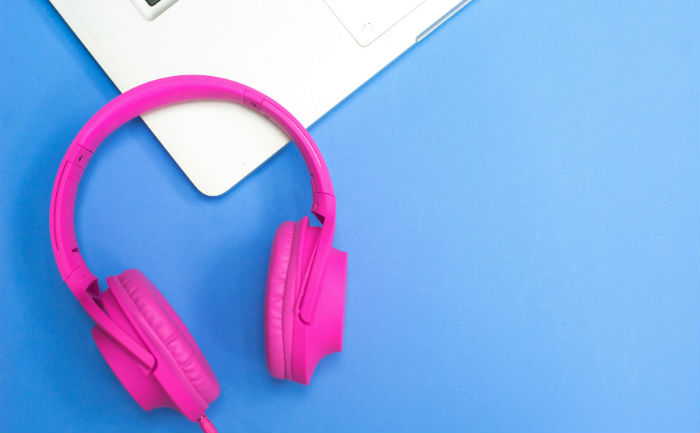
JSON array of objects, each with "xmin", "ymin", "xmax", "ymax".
[
  {"xmin": 93, "ymin": 289, "xmax": 172, "ymax": 413},
  {"xmin": 265, "ymin": 218, "xmax": 348, "ymax": 384},
  {"xmin": 264, "ymin": 221, "xmax": 298, "ymax": 380},
  {"xmin": 291, "ymin": 245, "xmax": 347, "ymax": 384},
  {"xmin": 108, "ymin": 270, "xmax": 220, "ymax": 407}
]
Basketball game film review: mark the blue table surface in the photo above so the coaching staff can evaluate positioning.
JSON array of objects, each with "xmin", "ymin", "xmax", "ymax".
[{"xmin": 1, "ymin": 1, "xmax": 698, "ymax": 432}]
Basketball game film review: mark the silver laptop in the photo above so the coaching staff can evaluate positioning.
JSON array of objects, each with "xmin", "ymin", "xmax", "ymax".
[{"xmin": 50, "ymin": 0, "xmax": 470, "ymax": 196}]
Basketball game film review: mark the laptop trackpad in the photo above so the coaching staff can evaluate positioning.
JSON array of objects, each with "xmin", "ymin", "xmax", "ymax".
[{"xmin": 323, "ymin": 0, "xmax": 426, "ymax": 47}]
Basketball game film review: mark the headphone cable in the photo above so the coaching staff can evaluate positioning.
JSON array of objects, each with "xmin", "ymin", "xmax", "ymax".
[{"xmin": 198, "ymin": 415, "xmax": 218, "ymax": 433}]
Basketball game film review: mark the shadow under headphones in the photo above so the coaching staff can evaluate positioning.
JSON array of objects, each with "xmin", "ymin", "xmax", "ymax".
[{"xmin": 49, "ymin": 75, "xmax": 348, "ymax": 433}]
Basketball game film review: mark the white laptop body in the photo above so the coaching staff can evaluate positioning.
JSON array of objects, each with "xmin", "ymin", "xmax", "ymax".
[{"xmin": 50, "ymin": 0, "xmax": 470, "ymax": 196}]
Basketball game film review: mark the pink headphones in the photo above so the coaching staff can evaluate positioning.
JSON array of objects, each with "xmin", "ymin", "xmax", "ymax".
[{"xmin": 49, "ymin": 75, "xmax": 348, "ymax": 432}]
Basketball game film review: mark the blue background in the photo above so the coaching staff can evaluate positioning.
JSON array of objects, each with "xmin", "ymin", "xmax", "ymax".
[{"xmin": 1, "ymin": 1, "xmax": 698, "ymax": 432}]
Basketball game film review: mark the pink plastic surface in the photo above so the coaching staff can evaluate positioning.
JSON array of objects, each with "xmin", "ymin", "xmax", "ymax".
[
  {"xmin": 292, "ymin": 227, "xmax": 347, "ymax": 384},
  {"xmin": 265, "ymin": 217, "xmax": 347, "ymax": 384},
  {"xmin": 48, "ymin": 76, "xmax": 340, "ymax": 360},
  {"xmin": 49, "ymin": 75, "xmax": 348, "ymax": 428},
  {"xmin": 50, "ymin": 76, "xmax": 336, "ymax": 299}
]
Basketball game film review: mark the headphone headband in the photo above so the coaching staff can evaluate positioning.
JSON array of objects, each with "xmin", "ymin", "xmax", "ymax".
[{"xmin": 50, "ymin": 75, "xmax": 336, "ymax": 295}]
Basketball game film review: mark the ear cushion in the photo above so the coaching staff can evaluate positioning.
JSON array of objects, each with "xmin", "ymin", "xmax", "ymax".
[
  {"xmin": 265, "ymin": 221, "xmax": 298, "ymax": 380},
  {"xmin": 111, "ymin": 269, "xmax": 220, "ymax": 405}
]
